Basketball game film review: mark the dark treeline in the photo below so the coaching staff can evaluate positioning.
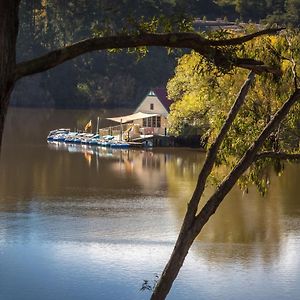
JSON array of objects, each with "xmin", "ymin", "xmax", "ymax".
[{"xmin": 13, "ymin": 0, "xmax": 299, "ymax": 109}]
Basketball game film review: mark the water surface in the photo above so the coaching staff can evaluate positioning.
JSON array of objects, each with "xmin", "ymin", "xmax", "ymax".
[{"xmin": 1, "ymin": 108, "xmax": 300, "ymax": 300}]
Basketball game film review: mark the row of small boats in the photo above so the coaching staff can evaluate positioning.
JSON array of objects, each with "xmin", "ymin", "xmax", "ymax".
[{"xmin": 47, "ymin": 128, "xmax": 132, "ymax": 148}]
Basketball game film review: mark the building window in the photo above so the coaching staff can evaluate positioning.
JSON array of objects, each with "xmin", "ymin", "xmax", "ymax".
[
  {"xmin": 150, "ymin": 103, "xmax": 154, "ymax": 110},
  {"xmin": 157, "ymin": 116, "xmax": 161, "ymax": 128},
  {"xmin": 143, "ymin": 116, "xmax": 161, "ymax": 128},
  {"xmin": 152, "ymin": 116, "xmax": 156, "ymax": 127}
]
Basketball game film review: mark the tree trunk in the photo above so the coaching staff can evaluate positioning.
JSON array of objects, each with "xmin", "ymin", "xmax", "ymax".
[
  {"xmin": 150, "ymin": 87, "xmax": 300, "ymax": 300},
  {"xmin": 150, "ymin": 72, "xmax": 255, "ymax": 300},
  {"xmin": 150, "ymin": 225, "xmax": 198, "ymax": 300},
  {"xmin": 0, "ymin": 0, "xmax": 19, "ymax": 148}
]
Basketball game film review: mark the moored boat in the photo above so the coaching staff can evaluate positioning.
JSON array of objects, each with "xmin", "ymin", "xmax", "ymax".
[
  {"xmin": 47, "ymin": 128, "xmax": 70, "ymax": 141},
  {"xmin": 47, "ymin": 129, "xmax": 144, "ymax": 149}
]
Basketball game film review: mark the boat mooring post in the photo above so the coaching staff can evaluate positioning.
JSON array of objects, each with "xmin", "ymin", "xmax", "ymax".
[
  {"xmin": 120, "ymin": 118, "xmax": 123, "ymax": 141},
  {"xmin": 96, "ymin": 116, "xmax": 100, "ymax": 134}
]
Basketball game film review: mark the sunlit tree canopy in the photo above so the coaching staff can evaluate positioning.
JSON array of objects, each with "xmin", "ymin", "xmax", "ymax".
[{"xmin": 168, "ymin": 30, "xmax": 300, "ymax": 193}]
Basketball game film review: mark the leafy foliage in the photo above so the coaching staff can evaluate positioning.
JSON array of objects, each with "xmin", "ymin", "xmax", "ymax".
[
  {"xmin": 15, "ymin": 0, "xmax": 300, "ymax": 109},
  {"xmin": 16, "ymin": 0, "xmax": 195, "ymax": 108},
  {"xmin": 168, "ymin": 30, "xmax": 300, "ymax": 193}
]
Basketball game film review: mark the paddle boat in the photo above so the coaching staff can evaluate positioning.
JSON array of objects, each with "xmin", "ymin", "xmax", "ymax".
[
  {"xmin": 87, "ymin": 134, "xmax": 100, "ymax": 145},
  {"xmin": 64, "ymin": 131, "xmax": 79, "ymax": 143},
  {"xmin": 80, "ymin": 133, "xmax": 96, "ymax": 144},
  {"xmin": 110, "ymin": 141, "xmax": 130, "ymax": 149},
  {"xmin": 47, "ymin": 128, "xmax": 70, "ymax": 142}
]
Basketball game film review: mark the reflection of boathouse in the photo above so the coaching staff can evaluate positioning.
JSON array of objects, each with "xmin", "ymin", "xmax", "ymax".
[{"xmin": 101, "ymin": 88, "xmax": 174, "ymax": 145}]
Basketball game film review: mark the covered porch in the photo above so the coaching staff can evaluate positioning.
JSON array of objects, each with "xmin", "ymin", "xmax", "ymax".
[{"xmin": 100, "ymin": 112, "xmax": 168, "ymax": 141}]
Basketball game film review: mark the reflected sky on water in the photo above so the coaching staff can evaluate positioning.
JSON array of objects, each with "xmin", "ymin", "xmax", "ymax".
[{"xmin": 1, "ymin": 108, "xmax": 300, "ymax": 300}]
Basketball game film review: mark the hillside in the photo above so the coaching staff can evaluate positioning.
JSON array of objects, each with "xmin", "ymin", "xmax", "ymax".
[{"xmin": 12, "ymin": 0, "xmax": 296, "ymax": 108}]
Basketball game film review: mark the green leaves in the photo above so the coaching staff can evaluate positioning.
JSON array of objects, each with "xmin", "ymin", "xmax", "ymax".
[{"xmin": 168, "ymin": 30, "xmax": 300, "ymax": 193}]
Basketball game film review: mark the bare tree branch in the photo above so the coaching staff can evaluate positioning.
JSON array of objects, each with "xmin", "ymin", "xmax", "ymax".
[
  {"xmin": 14, "ymin": 28, "xmax": 283, "ymax": 80},
  {"xmin": 234, "ymin": 61, "xmax": 282, "ymax": 74}
]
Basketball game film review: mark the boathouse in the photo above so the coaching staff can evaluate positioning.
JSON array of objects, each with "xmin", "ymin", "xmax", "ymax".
[
  {"xmin": 104, "ymin": 88, "xmax": 173, "ymax": 143},
  {"xmin": 133, "ymin": 87, "xmax": 172, "ymax": 135}
]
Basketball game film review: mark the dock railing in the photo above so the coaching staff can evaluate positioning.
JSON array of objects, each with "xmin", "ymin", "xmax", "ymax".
[
  {"xmin": 99, "ymin": 123, "xmax": 134, "ymax": 140},
  {"xmin": 99, "ymin": 124, "xmax": 165, "ymax": 140}
]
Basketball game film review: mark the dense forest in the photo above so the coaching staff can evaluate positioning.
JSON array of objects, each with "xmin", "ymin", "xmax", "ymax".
[{"xmin": 12, "ymin": 0, "xmax": 300, "ymax": 109}]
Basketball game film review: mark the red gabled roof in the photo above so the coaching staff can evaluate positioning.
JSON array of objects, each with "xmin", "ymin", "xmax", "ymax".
[{"xmin": 152, "ymin": 87, "xmax": 173, "ymax": 112}]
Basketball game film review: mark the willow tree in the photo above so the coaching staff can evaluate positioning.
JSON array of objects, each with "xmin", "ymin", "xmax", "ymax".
[
  {"xmin": 153, "ymin": 31, "xmax": 300, "ymax": 299},
  {"xmin": 0, "ymin": 1, "xmax": 295, "ymax": 300},
  {"xmin": 168, "ymin": 33, "xmax": 300, "ymax": 193}
]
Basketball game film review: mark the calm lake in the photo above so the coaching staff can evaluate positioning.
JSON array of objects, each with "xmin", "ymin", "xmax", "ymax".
[{"xmin": 1, "ymin": 107, "xmax": 300, "ymax": 300}]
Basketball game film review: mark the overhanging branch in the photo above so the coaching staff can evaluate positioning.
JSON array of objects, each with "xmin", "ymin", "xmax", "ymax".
[
  {"xmin": 14, "ymin": 27, "xmax": 283, "ymax": 80},
  {"xmin": 207, "ymin": 27, "xmax": 285, "ymax": 46}
]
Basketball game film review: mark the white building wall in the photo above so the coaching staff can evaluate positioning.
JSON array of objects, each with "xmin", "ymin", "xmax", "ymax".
[
  {"xmin": 131, "ymin": 92, "xmax": 171, "ymax": 136},
  {"xmin": 134, "ymin": 95, "xmax": 169, "ymax": 116}
]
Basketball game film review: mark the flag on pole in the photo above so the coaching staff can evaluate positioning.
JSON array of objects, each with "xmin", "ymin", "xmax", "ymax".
[{"xmin": 84, "ymin": 120, "xmax": 92, "ymax": 132}]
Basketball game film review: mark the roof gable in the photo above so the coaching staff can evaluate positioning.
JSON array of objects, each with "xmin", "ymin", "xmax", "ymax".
[
  {"xmin": 152, "ymin": 87, "xmax": 173, "ymax": 112},
  {"xmin": 135, "ymin": 87, "xmax": 173, "ymax": 115}
]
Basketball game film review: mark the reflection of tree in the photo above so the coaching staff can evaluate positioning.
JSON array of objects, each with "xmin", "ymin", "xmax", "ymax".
[
  {"xmin": 166, "ymin": 151, "xmax": 205, "ymax": 204},
  {"xmin": 0, "ymin": 140, "xmax": 170, "ymax": 217},
  {"xmin": 113, "ymin": 150, "xmax": 168, "ymax": 193},
  {"xmin": 165, "ymin": 156, "xmax": 300, "ymax": 264},
  {"xmin": 277, "ymin": 163, "xmax": 300, "ymax": 217}
]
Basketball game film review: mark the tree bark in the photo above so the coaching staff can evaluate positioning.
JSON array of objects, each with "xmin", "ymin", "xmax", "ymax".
[
  {"xmin": 14, "ymin": 28, "xmax": 283, "ymax": 80},
  {"xmin": 0, "ymin": 0, "xmax": 19, "ymax": 148},
  {"xmin": 150, "ymin": 228, "xmax": 198, "ymax": 300}
]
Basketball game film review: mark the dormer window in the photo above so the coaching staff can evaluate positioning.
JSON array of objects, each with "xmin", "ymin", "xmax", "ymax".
[{"xmin": 150, "ymin": 103, "xmax": 154, "ymax": 110}]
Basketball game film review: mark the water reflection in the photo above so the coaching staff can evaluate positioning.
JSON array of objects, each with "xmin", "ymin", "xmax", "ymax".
[
  {"xmin": 34, "ymin": 138, "xmax": 300, "ymax": 265},
  {"xmin": 1, "ymin": 108, "xmax": 300, "ymax": 300},
  {"xmin": 47, "ymin": 141, "xmax": 176, "ymax": 191},
  {"xmin": 166, "ymin": 154, "xmax": 298, "ymax": 264}
]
